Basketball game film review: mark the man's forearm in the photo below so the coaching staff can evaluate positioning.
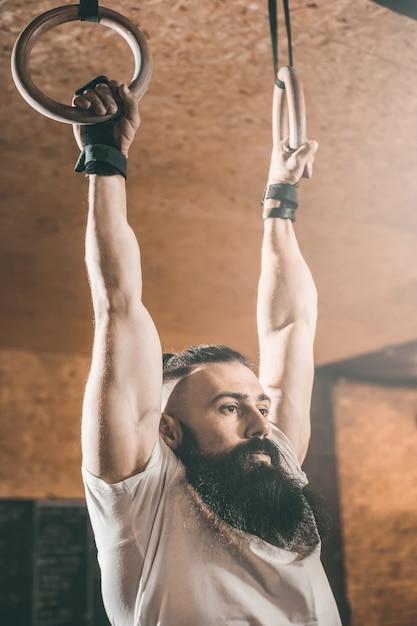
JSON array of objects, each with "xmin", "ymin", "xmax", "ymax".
[
  {"xmin": 257, "ymin": 217, "xmax": 317, "ymax": 335},
  {"xmin": 86, "ymin": 174, "xmax": 143, "ymax": 318}
]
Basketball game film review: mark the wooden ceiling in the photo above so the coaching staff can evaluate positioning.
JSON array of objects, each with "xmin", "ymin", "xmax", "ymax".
[{"xmin": 1, "ymin": 0, "xmax": 417, "ymax": 365}]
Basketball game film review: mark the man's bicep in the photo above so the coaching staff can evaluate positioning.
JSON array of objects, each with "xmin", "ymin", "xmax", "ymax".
[
  {"xmin": 82, "ymin": 304, "xmax": 163, "ymax": 483},
  {"xmin": 259, "ymin": 322, "xmax": 315, "ymax": 464}
]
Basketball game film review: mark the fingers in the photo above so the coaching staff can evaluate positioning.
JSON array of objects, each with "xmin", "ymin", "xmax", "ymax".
[
  {"xmin": 286, "ymin": 139, "xmax": 318, "ymax": 179},
  {"xmin": 268, "ymin": 137, "xmax": 318, "ymax": 184},
  {"xmin": 293, "ymin": 139, "xmax": 319, "ymax": 160},
  {"xmin": 309, "ymin": 139, "xmax": 319, "ymax": 154},
  {"xmin": 72, "ymin": 80, "xmax": 139, "ymax": 131},
  {"xmin": 73, "ymin": 82, "xmax": 119, "ymax": 116},
  {"xmin": 302, "ymin": 161, "xmax": 314, "ymax": 179},
  {"xmin": 299, "ymin": 140, "xmax": 318, "ymax": 179}
]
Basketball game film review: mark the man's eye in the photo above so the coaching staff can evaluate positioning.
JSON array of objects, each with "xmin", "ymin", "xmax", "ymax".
[
  {"xmin": 258, "ymin": 407, "xmax": 269, "ymax": 417},
  {"xmin": 222, "ymin": 405, "xmax": 238, "ymax": 414}
]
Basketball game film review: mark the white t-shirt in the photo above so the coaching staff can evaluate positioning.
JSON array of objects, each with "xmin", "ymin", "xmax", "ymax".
[{"xmin": 82, "ymin": 424, "xmax": 342, "ymax": 626}]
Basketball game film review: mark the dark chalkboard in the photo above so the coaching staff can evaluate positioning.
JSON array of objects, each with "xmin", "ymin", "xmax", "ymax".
[
  {"xmin": 33, "ymin": 500, "xmax": 92, "ymax": 626},
  {"xmin": 0, "ymin": 500, "xmax": 34, "ymax": 624},
  {"xmin": 0, "ymin": 500, "xmax": 110, "ymax": 626}
]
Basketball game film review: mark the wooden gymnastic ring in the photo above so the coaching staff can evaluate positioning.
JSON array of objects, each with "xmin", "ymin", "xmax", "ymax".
[
  {"xmin": 11, "ymin": 5, "xmax": 152, "ymax": 125},
  {"xmin": 272, "ymin": 66, "xmax": 306, "ymax": 149}
]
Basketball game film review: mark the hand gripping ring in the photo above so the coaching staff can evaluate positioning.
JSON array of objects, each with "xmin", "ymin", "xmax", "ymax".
[
  {"xmin": 272, "ymin": 66, "xmax": 306, "ymax": 150},
  {"xmin": 11, "ymin": 5, "xmax": 152, "ymax": 125}
]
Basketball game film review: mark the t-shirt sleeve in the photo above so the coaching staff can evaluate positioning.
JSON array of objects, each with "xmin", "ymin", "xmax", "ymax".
[
  {"xmin": 82, "ymin": 437, "xmax": 181, "ymax": 552},
  {"xmin": 270, "ymin": 422, "xmax": 308, "ymax": 486}
]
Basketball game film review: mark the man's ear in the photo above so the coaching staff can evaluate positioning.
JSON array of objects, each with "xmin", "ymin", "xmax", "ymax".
[{"xmin": 159, "ymin": 413, "xmax": 182, "ymax": 450}]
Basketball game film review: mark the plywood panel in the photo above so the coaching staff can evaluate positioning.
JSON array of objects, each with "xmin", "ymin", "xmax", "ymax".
[{"xmin": 333, "ymin": 380, "xmax": 417, "ymax": 626}]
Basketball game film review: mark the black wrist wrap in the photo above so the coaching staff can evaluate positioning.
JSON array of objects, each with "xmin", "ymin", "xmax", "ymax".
[
  {"xmin": 261, "ymin": 183, "xmax": 299, "ymax": 208},
  {"xmin": 261, "ymin": 183, "xmax": 299, "ymax": 221},
  {"xmin": 75, "ymin": 145, "xmax": 127, "ymax": 179},
  {"xmin": 262, "ymin": 206, "xmax": 297, "ymax": 221}
]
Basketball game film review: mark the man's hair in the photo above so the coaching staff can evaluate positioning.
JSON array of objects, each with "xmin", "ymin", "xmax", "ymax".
[{"xmin": 162, "ymin": 344, "xmax": 254, "ymax": 384}]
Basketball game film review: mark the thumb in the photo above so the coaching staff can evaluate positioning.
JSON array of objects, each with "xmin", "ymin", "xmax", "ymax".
[{"xmin": 119, "ymin": 84, "xmax": 139, "ymax": 117}]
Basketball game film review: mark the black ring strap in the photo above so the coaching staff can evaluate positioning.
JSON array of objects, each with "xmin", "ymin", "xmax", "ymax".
[
  {"xmin": 79, "ymin": 0, "xmax": 99, "ymax": 23},
  {"xmin": 268, "ymin": 0, "xmax": 294, "ymax": 88}
]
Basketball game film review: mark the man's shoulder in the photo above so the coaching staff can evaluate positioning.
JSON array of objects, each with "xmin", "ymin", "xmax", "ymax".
[
  {"xmin": 270, "ymin": 423, "xmax": 308, "ymax": 485},
  {"xmin": 82, "ymin": 436, "xmax": 183, "ymax": 497}
]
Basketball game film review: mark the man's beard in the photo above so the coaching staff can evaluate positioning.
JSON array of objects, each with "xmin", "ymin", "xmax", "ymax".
[{"xmin": 175, "ymin": 425, "xmax": 320, "ymax": 558}]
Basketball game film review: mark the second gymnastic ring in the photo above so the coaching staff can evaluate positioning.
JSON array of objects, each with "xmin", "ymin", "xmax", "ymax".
[{"xmin": 272, "ymin": 66, "xmax": 306, "ymax": 149}]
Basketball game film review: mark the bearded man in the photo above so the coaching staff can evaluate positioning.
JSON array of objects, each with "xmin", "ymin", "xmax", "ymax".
[{"xmin": 74, "ymin": 79, "xmax": 342, "ymax": 625}]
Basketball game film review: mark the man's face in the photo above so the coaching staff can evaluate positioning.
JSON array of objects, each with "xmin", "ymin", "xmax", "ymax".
[
  {"xmin": 163, "ymin": 362, "xmax": 320, "ymax": 555},
  {"xmin": 164, "ymin": 361, "xmax": 273, "ymax": 458}
]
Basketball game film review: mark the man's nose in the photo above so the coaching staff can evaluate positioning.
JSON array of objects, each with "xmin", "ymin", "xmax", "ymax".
[{"xmin": 245, "ymin": 407, "xmax": 271, "ymax": 439}]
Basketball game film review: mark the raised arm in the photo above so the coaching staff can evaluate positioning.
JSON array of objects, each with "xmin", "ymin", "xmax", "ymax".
[
  {"xmin": 74, "ymin": 81, "xmax": 162, "ymax": 483},
  {"xmin": 257, "ymin": 140, "xmax": 318, "ymax": 464}
]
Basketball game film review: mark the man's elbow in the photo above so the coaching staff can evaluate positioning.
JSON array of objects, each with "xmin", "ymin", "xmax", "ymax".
[{"xmin": 92, "ymin": 285, "xmax": 143, "ymax": 322}]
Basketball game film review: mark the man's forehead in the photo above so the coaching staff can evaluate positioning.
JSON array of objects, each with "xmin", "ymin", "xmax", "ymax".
[
  {"xmin": 187, "ymin": 360, "xmax": 255, "ymax": 378},
  {"xmin": 182, "ymin": 361, "xmax": 263, "ymax": 396}
]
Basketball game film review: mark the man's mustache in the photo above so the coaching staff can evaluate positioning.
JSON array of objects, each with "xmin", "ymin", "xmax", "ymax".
[
  {"xmin": 227, "ymin": 437, "xmax": 282, "ymax": 468},
  {"xmin": 240, "ymin": 437, "xmax": 276, "ymax": 455}
]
